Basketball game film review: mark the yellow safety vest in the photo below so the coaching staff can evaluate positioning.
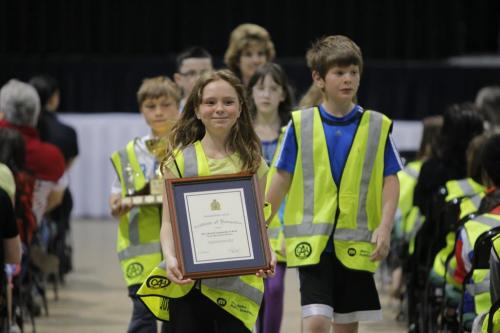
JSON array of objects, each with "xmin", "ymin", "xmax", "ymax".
[
  {"xmin": 482, "ymin": 234, "xmax": 500, "ymax": 332},
  {"xmin": 463, "ymin": 214, "xmax": 500, "ymax": 315},
  {"xmin": 266, "ymin": 127, "xmax": 287, "ymax": 262},
  {"xmin": 482, "ymin": 309, "xmax": 500, "ymax": 333},
  {"xmin": 110, "ymin": 139, "xmax": 162, "ymax": 286},
  {"xmin": 397, "ymin": 160, "xmax": 424, "ymax": 255},
  {"xmin": 137, "ymin": 141, "xmax": 264, "ymax": 331},
  {"xmin": 433, "ymin": 179, "xmax": 485, "ymax": 281},
  {"xmin": 283, "ymin": 107, "xmax": 391, "ymax": 272}
]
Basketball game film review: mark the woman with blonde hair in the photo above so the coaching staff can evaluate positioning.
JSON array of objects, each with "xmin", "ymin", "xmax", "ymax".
[{"xmin": 224, "ymin": 23, "xmax": 276, "ymax": 86}]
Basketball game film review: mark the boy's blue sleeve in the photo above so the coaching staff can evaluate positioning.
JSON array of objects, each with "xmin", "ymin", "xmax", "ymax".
[
  {"xmin": 384, "ymin": 133, "xmax": 404, "ymax": 176},
  {"xmin": 274, "ymin": 121, "xmax": 297, "ymax": 174}
]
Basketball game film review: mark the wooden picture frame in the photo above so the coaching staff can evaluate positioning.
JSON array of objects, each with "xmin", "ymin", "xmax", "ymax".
[{"xmin": 165, "ymin": 172, "xmax": 271, "ymax": 279}]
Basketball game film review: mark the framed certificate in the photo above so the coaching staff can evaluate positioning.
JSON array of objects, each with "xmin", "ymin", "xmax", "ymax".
[{"xmin": 165, "ymin": 172, "xmax": 272, "ymax": 279}]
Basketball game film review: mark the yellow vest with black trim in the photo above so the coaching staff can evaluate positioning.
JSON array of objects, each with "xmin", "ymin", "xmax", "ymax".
[
  {"xmin": 463, "ymin": 214, "xmax": 500, "ymax": 315},
  {"xmin": 397, "ymin": 160, "xmax": 424, "ymax": 255},
  {"xmin": 433, "ymin": 179, "xmax": 485, "ymax": 281},
  {"xmin": 266, "ymin": 127, "xmax": 287, "ymax": 262},
  {"xmin": 482, "ymin": 310, "xmax": 500, "ymax": 333},
  {"xmin": 283, "ymin": 107, "xmax": 391, "ymax": 272},
  {"xmin": 110, "ymin": 139, "xmax": 162, "ymax": 286},
  {"xmin": 482, "ymin": 234, "xmax": 500, "ymax": 332},
  {"xmin": 137, "ymin": 141, "xmax": 264, "ymax": 331}
]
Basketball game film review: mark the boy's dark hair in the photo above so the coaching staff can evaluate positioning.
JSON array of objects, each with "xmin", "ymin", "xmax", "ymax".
[
  {"xmin": 306, "ymin": 35, "xmax": 363, "ymax": 78},
  {"xmin": 435, "ymin": 103, "xmax": 484, "ymax": 161},
  {"xmin": 176, "ymin": 47, "xmax": 212, "ymax": 72},
  {"xmin": 29, "ymin": 75, "xmax": 59, "ymax": 108},
  {"xmin": 247, "ymin": 62, "xmax": 294, "ymax": 126},
  {"xmin": 481, "ymin": 133, "xmax": 500, "ymax": 186}
]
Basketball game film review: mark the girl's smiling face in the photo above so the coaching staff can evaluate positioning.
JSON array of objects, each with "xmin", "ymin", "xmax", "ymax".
[{"xmin": 196, "ymin": 79, "xmax": 241, "ymax": 135}]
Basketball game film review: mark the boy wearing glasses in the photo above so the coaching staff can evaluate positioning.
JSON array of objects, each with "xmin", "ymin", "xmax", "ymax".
[{"xmin": 173, "ymin": 46, "xmax": 213, "ymax": 111}]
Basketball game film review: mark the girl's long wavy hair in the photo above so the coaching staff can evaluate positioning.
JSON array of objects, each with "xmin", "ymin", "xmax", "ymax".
[{"xmin": 162, "ymin": 69, "xmax": 262, "ymax": 175}]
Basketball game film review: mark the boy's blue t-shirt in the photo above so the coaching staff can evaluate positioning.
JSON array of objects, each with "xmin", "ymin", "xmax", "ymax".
[{"xmin": 275, "ymin": 104, "xmax": 403, "ymax": 252}]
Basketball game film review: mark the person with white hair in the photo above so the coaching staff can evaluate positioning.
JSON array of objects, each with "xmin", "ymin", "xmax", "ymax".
[
  {"xmin": 476, "ymin": 86, "xmax": 500, "ymax": 133},
  {"xmin": 0, "ymin": 79, "xmax": 65, "ymax": 223}
]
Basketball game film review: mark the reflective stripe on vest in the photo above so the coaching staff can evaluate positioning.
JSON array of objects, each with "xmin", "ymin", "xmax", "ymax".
[
  {"xmin": 118, "ymin": 145, "xmax": 142, "ymax": 246},
  {"xmin": 118, "ymin": 242, "xmax": 162, "ymax": 261},
  {"xmin": 183, "ymin": 144, "xmax": 198, "ymax": 177},
  {"xmin": 466, "ymin": 275, "xmax": 490, "ymax": 295},
  {"xmin": 203, "ymin": 277, "xmax": 262, "ymax": 305},
  {"xmin": 459, "ymin": 193, "xmax": 484, "ymax": 220},
  {"xmin": 470, "ymin": 193, "xmax": 482, "ymax": 210},
  {"xmin": 265, "ymin": 126, "xmax": 287, "ymax": 262},
  {"xmin": 445, "ymin": 178, "xmax": 484, "ymax": 202}
]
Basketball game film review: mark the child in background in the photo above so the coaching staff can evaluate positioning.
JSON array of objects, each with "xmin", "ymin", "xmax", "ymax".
[
  {"xmin": 173, "ymin": 47, "xmax": 213, "ymax": 111},
  {"xmin": 109, "ymin": 76, "xmax": 180, "ymax": 333},
  {"xmin": 248, "ymin": 62, "xmax": 294, "ymax": 333}
]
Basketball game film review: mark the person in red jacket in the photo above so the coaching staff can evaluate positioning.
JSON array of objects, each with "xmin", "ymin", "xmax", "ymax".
[{"xmin": 0, "ymin": 79, "xmax": 65, "ymax": 224}]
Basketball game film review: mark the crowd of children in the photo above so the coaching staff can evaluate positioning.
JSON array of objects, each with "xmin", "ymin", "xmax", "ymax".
[{"xmin": 2, "ymin": 22, "xmax": 500, "ymax": 333}]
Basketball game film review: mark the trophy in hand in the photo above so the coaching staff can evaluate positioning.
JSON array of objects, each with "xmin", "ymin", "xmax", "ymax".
[
  {"xmin": 145, "ymin": 137, "xmax": 167, "ymax": 197},
  {"xmin": 121, "ymin": 137, "xmax": 167, "ymax": 206}
]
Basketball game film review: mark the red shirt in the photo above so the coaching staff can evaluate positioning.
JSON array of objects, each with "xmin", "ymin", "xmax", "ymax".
[{"xmin": 0, "ymin": 120, "xmax": 65, "ymax": 181}]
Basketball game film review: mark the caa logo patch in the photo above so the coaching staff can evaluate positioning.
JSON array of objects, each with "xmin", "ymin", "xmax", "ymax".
[
  {"xmin": 347, "ymin": 248, "xmax": 357, "ymax": 257},
  {"xmin": 294, "ymin": 242, "xmax": 312, "ymax": 259},
  {"xmin": 217, "ymin": 298, "xmax": 227, "ymax": 307},
  {"xmin": 146, "ymin": 275, "xmax": 171, "ymax": 289},
  {"xmin": 126, "ymin": 262, "xmax": 144, "ymax": 278}
]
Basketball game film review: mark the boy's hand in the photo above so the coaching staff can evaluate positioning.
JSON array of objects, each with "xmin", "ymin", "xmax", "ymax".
[
  {"xmin": 370, "ymin": 225, "xmax": 391, "ymax": 261},
  {"xmin": 165, "ymin": 256, "xmax": 193, "ymax": 285},
  {"xmin": 109, "ymin": 194, "xmax": 133, "ymax": 218}
]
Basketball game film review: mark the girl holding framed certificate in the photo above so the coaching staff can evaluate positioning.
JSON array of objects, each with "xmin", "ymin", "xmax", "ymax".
[{"xmin": 152, "ymin": 69, "xmax": 275, "ymax": 332}]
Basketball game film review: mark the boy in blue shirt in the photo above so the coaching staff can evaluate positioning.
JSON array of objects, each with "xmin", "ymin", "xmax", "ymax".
[{"xmin": 267, "ymin": 35, "xmax": 402, "ymax": 333}]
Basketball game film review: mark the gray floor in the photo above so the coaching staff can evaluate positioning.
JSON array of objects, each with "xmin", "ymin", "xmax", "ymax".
[{"xmin": 25, "ymin": 219, "xmax": 406, "ymax": 333}]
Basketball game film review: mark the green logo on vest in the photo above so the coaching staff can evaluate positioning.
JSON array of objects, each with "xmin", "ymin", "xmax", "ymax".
[
  {"xmin": 146, "ymin": 275, "xmax": 171, "ymax": 289},
  {"xmin": 217, "ymin": 298, "xmax": 227, "ymax": 307},
  {"xmin": 347, "ymin": 248, "xmax": 357, "ymax": 257},
  {"xmin": 295, "ymin": 242, "xmax": 312, "ymax": 258},
  {"xmin": 126, "ymin": 262, "xmax": 144, "ymax": 278}
]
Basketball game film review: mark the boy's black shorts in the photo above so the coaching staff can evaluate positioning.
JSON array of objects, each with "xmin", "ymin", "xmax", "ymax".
[{"xmin": 298, "ymin": 251, "xmax": 382, "ymax": 324}]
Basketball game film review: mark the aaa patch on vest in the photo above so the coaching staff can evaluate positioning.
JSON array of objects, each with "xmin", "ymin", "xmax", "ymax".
[
  {"xmin": 217, "ymin": 297, "xmax": 227, "ymax": 307},
  {"xmin": 146, "ymin": 275, "xmax": 171, "ymax": 289},
  {"xmin": 348, "ymin": 248, "xmax": 357, "ymax": 257},
  {"xmin": 126, "ymin": 262, "xmax": 144, "ymax": 278},
  {"xmin": 295, "ymin": 242, "xmax": 312, "ymax": 259}
]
